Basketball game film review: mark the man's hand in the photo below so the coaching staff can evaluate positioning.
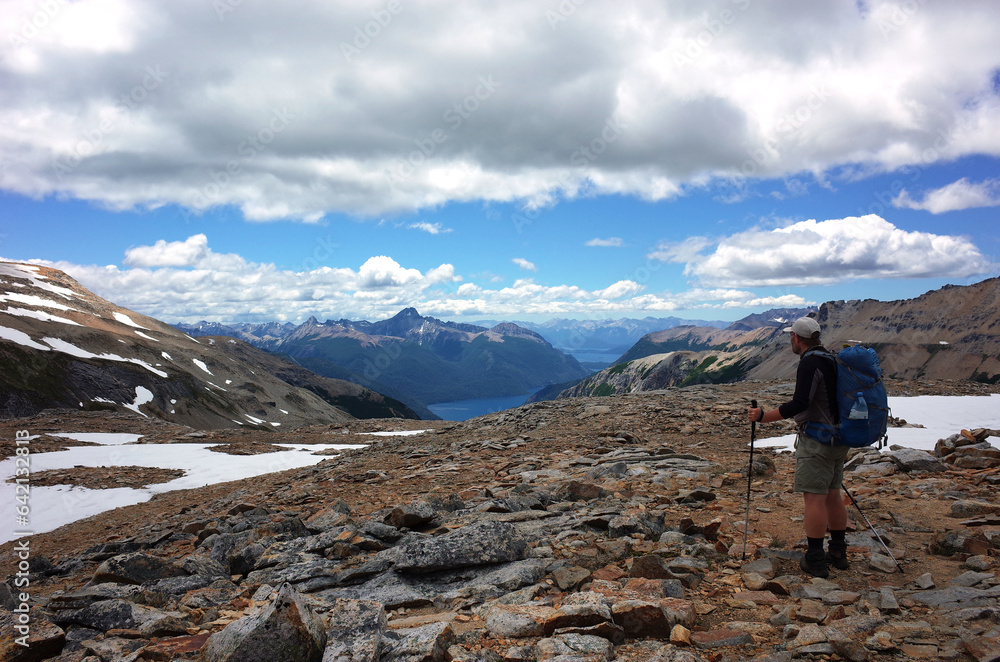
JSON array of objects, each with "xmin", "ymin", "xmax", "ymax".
[{"xmin": 747, "ymin": 407, "xmax": 764, "ymax": 423}]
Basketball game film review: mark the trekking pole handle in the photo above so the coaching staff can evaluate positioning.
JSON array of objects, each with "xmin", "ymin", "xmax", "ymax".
[{"xmin": 750, "ymin": 400, "xmax": 758, "ymax": 439}]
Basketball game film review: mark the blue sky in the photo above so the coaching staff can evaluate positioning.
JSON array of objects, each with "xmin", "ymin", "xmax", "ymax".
[{"xmin": 1, "ymin": 1, "xmax": 998, "ymax": 325}]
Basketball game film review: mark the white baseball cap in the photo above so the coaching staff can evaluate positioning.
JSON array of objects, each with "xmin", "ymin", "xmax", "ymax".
[{"xmin": 782, "ymin": 317, "xmax": 821, "ymax": 338}]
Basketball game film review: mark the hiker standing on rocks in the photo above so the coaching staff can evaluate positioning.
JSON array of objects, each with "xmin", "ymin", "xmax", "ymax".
[{"xmin": 746, "ymin": 317, "xmax": 848, "ymax": 578}]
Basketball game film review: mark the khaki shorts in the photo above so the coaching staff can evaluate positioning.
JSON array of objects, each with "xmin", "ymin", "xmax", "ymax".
[{"xmin": 794, "ymin": 433, "xmax": 849, "ymax": 494}]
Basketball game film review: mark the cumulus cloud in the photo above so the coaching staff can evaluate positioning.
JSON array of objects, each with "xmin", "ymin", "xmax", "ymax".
[
  {"xmin": 124, "ymin": 234, "xmax": 210, "ymax": 268},
  {"xmin": 586, "ymin": 237, "xmax": 625, "ymax": 247},
  {"xmin": 674, "ymin": 215, "xmax": 992, "ymax": 287},
  {"xmin": 7, "ymin": 235, "xmax": 816, "ymax": 323},
  {"xmin": 512, "ymin": 258, "xmax": 538, "ymax": 272},
  {"xmin": 893, "ymin": 178, "xmax": 1000, "ymax": 214},
  {"xmin": 2, "ymin": 1, "xmax": 999, "ymax": 219}
]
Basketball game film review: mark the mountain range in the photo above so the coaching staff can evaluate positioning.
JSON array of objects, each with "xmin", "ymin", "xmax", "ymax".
[
  {"xmin": 178, "ymin": 309, "xmax": 590, "ymax": 414},
  {"xmin": 545, "ymin": 278, "xmax": 1000, "ymax": 399},
  {"xmin": 0, "ymin": 262, "xmax": 418, "ymax": 428}
]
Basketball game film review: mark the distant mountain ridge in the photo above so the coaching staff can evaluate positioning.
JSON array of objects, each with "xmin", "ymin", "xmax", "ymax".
[
  {"xmin": 0, "ymin": 262, "xmax": 418, "ymax": 427},
  {"xmin": 535, "ymin": 280, "xmax": 1000, "ymax": 400},
  {"xmin": 177, "ymin": 309, "xmax": 589, "ymax": 410}
]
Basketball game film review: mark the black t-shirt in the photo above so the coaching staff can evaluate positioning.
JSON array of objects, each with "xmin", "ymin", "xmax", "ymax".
[{"xmin": 778, "ymin": 347, "xmax": 839, "ymax": 427}]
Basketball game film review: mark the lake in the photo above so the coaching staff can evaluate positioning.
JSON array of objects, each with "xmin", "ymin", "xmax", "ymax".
[{"xmin": 428, "ymin": 390, "xmax": 539, "ymax": 421}]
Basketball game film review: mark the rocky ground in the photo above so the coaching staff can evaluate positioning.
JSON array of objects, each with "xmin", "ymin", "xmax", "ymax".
[{"xmin": 2, "ymin": 378, "xmax": 1000, "ymax": 662}]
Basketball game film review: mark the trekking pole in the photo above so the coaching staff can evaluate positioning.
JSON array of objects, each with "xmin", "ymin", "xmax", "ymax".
[
  {"xmin": 842, "ymin": 485, "xmax": 903, "ymax": 572},
  {"xmin": 742, "ymin": 399, "xmax": 757, "ymax": 560}
]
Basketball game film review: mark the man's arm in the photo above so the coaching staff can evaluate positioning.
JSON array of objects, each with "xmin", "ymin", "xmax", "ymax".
[{"xmin": 747, "ymin": 354, "xmax": 824, "ymax": 423}]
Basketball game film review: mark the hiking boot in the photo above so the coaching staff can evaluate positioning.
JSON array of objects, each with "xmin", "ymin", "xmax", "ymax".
[
  {"xmin": 826, "ymin": 542, "xmax": 849, "ymax": 570},
  {"xmin": 800, "ymin": 548, "xmax": 829, "ymax": 578}
]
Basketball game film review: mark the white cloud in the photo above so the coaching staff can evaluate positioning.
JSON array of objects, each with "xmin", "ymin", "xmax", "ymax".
[
  {"xmin": 676, "ymin": 215, "xmax": 992, "ymax": 287},
  {"xmin": 124, "ymin": 234, "xmax": 210, "ymax": 268},
  {"xmin": 408, "ymin": 222, "xmax": 452, "ymax": 234},
  {"xmin": 6, "ymin": 232, "xmax": 817, "ymax": 323},
  {"xmin": 893, "ymin": 178, "xmax": 1000, "ymax": 214},
  {"xmin": 647, "ymin": 236, "xmax": 714, "ymax": 263},
  {"xmin": 1, "ymin": 2, "xmax": 999, "ymax": 219},
  {"xmin": 512, "ymin": 258, "xmax": 537, "ymax": 272},
  {"xmin": 586, "ymin": 237, "xmax": 625, "ymax": 247}
]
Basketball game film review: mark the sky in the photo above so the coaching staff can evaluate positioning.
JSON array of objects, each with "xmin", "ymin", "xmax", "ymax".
[
  {"xmin": 3, "ymin": 395, "xmax": 998, "ymax": 543},
  {"xmin": 1, "ymin": 0, "xmax": 999, "ymax": 325}
]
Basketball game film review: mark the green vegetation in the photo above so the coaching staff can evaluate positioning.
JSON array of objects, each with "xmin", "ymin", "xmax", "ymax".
[
  {"xmin": 679, "ymin": 355, "xmax": 717, "ymax": 386},
  {"xmin": 592, "ymin": 382, "xmax": 616, "ymax": 397},
  {"xmin": 606, "ymin": 361, "xmax": 632, "ymax": 375}
]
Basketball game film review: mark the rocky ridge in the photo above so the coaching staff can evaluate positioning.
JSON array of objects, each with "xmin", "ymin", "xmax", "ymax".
[
  {"xmin": 3, "ymin": 380, "xmax": 1000, "ymax": 661},
  {"xmin": 0, "ymin": 262, "xmax": 418, "ymax": 428}
]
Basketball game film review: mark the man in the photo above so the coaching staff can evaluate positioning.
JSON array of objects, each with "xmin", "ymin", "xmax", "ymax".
[{"xmin": 747, "ymin": 317, "xmax": 848, "ymax": 578}]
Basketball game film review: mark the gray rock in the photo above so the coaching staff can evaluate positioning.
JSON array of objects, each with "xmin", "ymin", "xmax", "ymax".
[
  {"xmin": 647, "ymin": 646, "xmax": 711, "ymax": 662},
  {"xmin": 446, "ymin": 645, "xmax": 504, "ymax": 662},
  {"xmin": 92, "ymin": 552, "xmax": 188, "ymax": 585},
  {"xmin": 321, "ymin": 598, "xmax": 386, "ymax": 662},
  {"xmin": 608, "ymin": 513, "xmax": 665, "ymax": 540},
  {"xmin": 948, "ymin": 571, "xmax": 995, "ymax": 587},
  {"xmin": 381, "ymin": 621, "xmax": 453, "ymax": 662},
  {"xmin": 534, "ymin": 633, "xmax": 614, "ymax": 661},
  {"xmin": 54, "ymin": 599, "xmax": 189, "ymax": 637},
  {"xmin": 884, "ymin": 448, "xmax": 945, "ymax": 473},
  {"xmin": 394, "ymin": 521, "xmax": 528, "ymax": 573},
  {"xmin": 180, "ymin": 553, "xmax": 229, "ymax": 579},
  {"xmin": 316, "ymin": 570, "xmax": 435, "ymax": 610},
  {"xmin": 950, "ymin": 500, "xmax": 1000, "ymax": 518},
  {"xmin": 386, "ymin": 501, "xmax": 437, "ymax": 529},
  {"xmin": 0, "ymin": 608, "xmax": 65, "ymax": 662},
  {"xmin": 911, "ymin": 585, "xmax": 1000, "ymax": 607},
  {"xmin": 202, "ymin": 583, "xmax": 326, "ymax": 662}
]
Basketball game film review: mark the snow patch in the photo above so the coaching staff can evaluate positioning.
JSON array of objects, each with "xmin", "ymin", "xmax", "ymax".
[
  {"xmin": 0, "ymin": 292, "xmax": 77, "ymax": 311},
  {"xmin": 40, "ymin": 337, "xmax": 168, "ymax": 377},
  {"xmin": 192, "ymin": 358, "xmax": 212, "ymax": 374},
  {"xmin": 123, "ymin": 386, "xmax": 154, "ymax": 417},
  {"xmin": 135, "ymin": 330, "xmax": 159, "ymax": 342},
  {"xmin": 0, "ymin": 440, "xmax": 364, "ymax": 542},
  {"xmin": 50, "ymin": 432, "xmax": 143, "ymax": 445},
  {"xmin": 757, "ymin": 394, "xmax": 1000, "ymax": 453},
  {"xmin": 2, "ymin": 307, "xmax": 81, "ymax": 325},
  {"xmin": 0, "ymin": 263, "xmax": 76, "ymax": 299},
  {"xmin": 0, "ymin": 325, "xmax": 50, "ymax": 351},
  {"xmin": 113, "ymin": 311, "xmax": 147, "ymax": 329}
]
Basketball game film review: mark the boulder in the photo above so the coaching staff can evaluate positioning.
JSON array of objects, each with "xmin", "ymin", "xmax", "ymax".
[
  {"xmin": 0, "ymin": 609, "xmax": 65, "ymax": 662},
  {"xmin": 534, "ymin": 633, "xmax": 614, "ymax": 661},
  {"xmin": 884, "ymin": 448, "xmax": 946, "ymax": 473},
  {"xmin": 55, "ymin": 599, "xmax": 189, "ymax": 637},
  {"xmin": 202, "ymin": 583, "xmax": 326, "ymax": 662},
  {"xmin": 386, "ymin": 501, "xmax": 437, "ymax": 529},
  {"xmin": 92, "ymin": 552, "xmax": 188, "ymax": 585},
  {"xmin": 321, "ymin": 598, "xmax": 387, "ymax": 662},
  {"xmin": 380, "ymin": 621, "xmax": 453, "ymax": 662},
  {"xmin": 393, "ymin": 521, "xmax": 528, "ymax": 573}
]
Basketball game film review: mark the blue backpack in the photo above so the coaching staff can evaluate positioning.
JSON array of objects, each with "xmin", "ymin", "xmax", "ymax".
[{"xmin": 803, "ymin": 345, "xmax": 890, "ymax": 448}]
